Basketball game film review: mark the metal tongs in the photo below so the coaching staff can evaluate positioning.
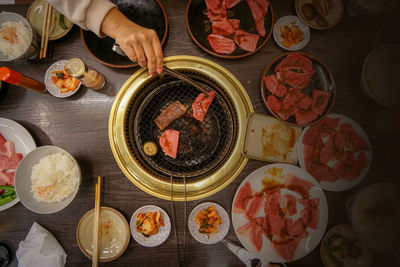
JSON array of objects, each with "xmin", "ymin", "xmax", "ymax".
[{"xmin": 162, "ymin": 67, "xmax": 210, "ymax": 98}]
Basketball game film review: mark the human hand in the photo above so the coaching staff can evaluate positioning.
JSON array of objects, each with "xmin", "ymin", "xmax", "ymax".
[
  {"xmin": 101, "ymin": 8, "xmax": 163, "ymax": 75},
  {"xmin": 115, "ymin": 20, "xmax": 163, "ymax": 75}
]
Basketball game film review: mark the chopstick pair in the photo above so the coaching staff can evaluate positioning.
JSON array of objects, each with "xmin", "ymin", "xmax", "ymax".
[
  {"xmin": 39, "ymin": 2, "xmax": 52, "ymax": 59},
  {"xmin": 92, "ymin": 176, "xmax": 101, "ymax": 267}
]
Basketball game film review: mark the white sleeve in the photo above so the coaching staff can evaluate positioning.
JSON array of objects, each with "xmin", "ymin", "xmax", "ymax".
[{"xmin": 46, "ymin": 0, "xmax": 116, "ymax": 37}]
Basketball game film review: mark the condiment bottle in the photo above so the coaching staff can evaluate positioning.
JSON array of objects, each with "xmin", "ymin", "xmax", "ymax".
[
  {"xmin": 64, "ymin": 58, "xmax": 105, "ymax": 91},
  {"xmin": 0, "ymin": 67, "xmax": 45, "ymax": 93}
]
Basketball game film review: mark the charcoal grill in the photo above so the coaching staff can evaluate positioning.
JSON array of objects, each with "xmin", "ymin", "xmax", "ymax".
[{"xmin": 109, "ymin": 56, "xmax": 253, "ymax": 200}]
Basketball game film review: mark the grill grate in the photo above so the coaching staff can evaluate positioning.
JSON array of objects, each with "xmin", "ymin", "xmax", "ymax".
[{"xmin": 126, "ymin": 70, "xmax": 237, "ymax": 181}]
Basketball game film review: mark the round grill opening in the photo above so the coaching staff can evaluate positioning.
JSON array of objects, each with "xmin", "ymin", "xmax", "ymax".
[{"xmin": 126, "ymin": 70, "xmax": 238, "ymax": 181}]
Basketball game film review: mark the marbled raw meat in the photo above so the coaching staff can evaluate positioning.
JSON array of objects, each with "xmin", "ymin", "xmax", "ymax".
[
  {"xmin": 246, "ymin": 194, "xmax": 266, "ymax": 219},
  {"xmin": 310, "ymin": 89, "xmax": 331, "ymax": 116},
  {"xmin": 237, "ymin": 218, "xmax": 264, "ymax": 251},
  {"xmin": 233, "ymin": 182, "xmax": 254, "ymax": 214},
  {"xmin": 212, "ymin": 20, "xmax": 235, "ymax": 36},
  {"xmin": 207, "ymin": 34, "xmax": 236, "ymax": 54},
  {"xmin": 272, "ymin": 235, "xmax": 302, "ymax": 262},
  {"xmin": 234, "ymin": 30, "xmax": 260, "ymax": 52},
  {"xmin": 247, "ymin": 0, "xmax": 269, "ymax": 37},
  {"xmin": 281, "ymin": 194, "xmax": 297, "ymax": 216},
  {"xmin": 205, "ymin": 0, "xmax": 227, "ymax": 21},
  {"xmin": 226, "ymin": 0, "xmax": 241, "ymax": 8},
  {"xmin": 264, "ymin": 74, "xmax": 287, "ymax": 98},
  {"xmin": 192, "ymin": 91, "xmax": 216, "ymax": 122},
  {"xmin": 295, "ymin": 110, "xmax": 318, "ymax": 125},
  {"xmin": 298, "ymin": 198, "xmax": 320, "ymax": 229}
]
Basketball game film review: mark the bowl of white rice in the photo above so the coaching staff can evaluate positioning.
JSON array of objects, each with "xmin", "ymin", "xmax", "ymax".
[
  {"xmin": 14, "ymin": 145, "xmax": 81, "ymax": 214},
  {"xmin": 0, "ymin": 12, "xmax": 38, "ymax": 61}
]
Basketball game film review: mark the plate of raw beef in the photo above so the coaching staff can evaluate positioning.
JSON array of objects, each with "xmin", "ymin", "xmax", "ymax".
[
  {"xmin": 186, "ymin": 0, "xmax": 274, "ymax": 58},
  {"xmin": 298, "ymin": 114, "xmax": 372, "ymax": 191},
  {"xmin": 232, "ymin": 163, "xmax": 328, "ymax": 263},
  {"xmin": 0, "ymin": 118, "xmax": 36, "ymax": 211},
  {"xmin": 261, "ymin": 52, "xmax": 335, "ymax": 126}
]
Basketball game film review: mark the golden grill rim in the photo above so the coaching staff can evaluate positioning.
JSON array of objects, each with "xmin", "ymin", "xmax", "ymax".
[{"xmin": 109, "ymin": 55, "xmax": 254, "ymax": 201}]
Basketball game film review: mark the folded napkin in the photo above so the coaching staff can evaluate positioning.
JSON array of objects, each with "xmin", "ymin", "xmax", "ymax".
[{"xmin": 16, "ymin": 222, "xmax": 66, "ymax": 267}]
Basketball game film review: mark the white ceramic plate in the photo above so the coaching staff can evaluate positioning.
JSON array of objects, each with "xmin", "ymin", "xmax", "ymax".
[
  {"xmin": 130, "ymin": 205, "xmax": 171, "ymax": 247},
  {"xmin": 298, "ymin": 114, "xmax": 372, "ymax": 191},
  {"xmin": 45, "ymin": 60, "xmax": 81, "ymax": 98},
  {"xmin": 0, "ymin": 118, "xmax": 36, "ymax": 211},
  {"xmin": 273, "ymin": 15, "xmax": 310, "ymax": 51},
  {"xmin": 14, "ymin": 145, "xmax": 81, "ymax": 214},
  {"xmin": 188, "ymin": 202, "xmax": 229, "ymax": 244},
  {"xmin": 232, "ymin": 163, "xmax": 328, "ymax": 263}
]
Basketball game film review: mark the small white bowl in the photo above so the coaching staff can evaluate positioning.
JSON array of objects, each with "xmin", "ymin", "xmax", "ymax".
[
  {"xmin": 273, "ymin": 15, "xmax": 310, "ymax": 51},
  {"xmin": 45, "ymin": 60, "xmax": 81, "ymax": 98},
  {"xmin": 14, "ymin": 145, "xmax": 81, "ymax": 214}
]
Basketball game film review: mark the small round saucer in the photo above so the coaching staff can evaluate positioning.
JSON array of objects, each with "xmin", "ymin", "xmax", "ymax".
[
  {"xmin": 45, "ymin": 60, "xmax": 81, "ymax": 98},
  {"xmin": 130, "ymin": 205, "xmax": 171, "ymax": 247},
  {"xmin": 188, "ymin": 202, "xmax": 229, "ymax": 244},
  {"xmin": 273, "ymin": 15, "xmax": 310, "ymax": 51},
  {"xmin": 27, "ymin": 0, "xmax": 73, "ymax": 40}
]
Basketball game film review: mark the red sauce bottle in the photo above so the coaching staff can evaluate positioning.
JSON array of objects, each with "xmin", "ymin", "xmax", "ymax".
[{"xmin": 0, "ymin": 67, "xmax": 45, "ymax": 93}]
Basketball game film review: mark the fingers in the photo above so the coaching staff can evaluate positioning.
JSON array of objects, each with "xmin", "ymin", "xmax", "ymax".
[
  {"xmin": 131, "ymin": 39, "xmax": 147, "ymax": 69},
  {"xmin": 142, "ymin": 38, "xmax": 157, "ymax": 76},
  {"xmin": 152, "ymin": 36, "xmax": 163, "ymax": 74},
  {"xmin": 119, "ymin": 43, "xmax": 137, "ymax": 62}
]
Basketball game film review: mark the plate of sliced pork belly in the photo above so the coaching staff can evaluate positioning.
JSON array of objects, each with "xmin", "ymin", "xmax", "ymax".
[
  {"xmin": 186, "ymin": 0, "xmax": 274, "ymax": 58},
  {"xmin": 261, "ymin": 52, "xmax": 336, "ymax": 126},
  {"xmin": 232, "ymin": 163, "xmax": 328, "ymax": 263},
  {"xmin": 0, "ymin": 118, "xmax": 36, "ymax": 211},
  {"xmin": 298, "ymin": 114, "xmax": 372, "ymax": 191}
]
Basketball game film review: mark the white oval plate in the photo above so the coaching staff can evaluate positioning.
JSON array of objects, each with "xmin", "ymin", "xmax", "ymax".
[
  {"xmin": 0, "ymin": 118, "xmax": 36, "ymax": 211},
  {"xmin": 188, "ymin": 202, "xmax": 229, "ymax": 244},
  {"xmin": 298, "ymin": 114, "xmax": 372, "ymax": 191},
  {"xmin": 14, "ymin": 145, "xmax": 81, "ymax": 214},
  {"xmin": 130, "ymin": 205, "xmax": 171, "ymax": 247},
  {"xmin": 45, "ymin": 60, "xmax": 81, "ymax": 98},
  {"xmin": 273, "ymin": 15, "xmax": 310, "ymax": 51},
  {"xmin": 232, "ymin": 163, "xmax": 328, "ymax": 263}
]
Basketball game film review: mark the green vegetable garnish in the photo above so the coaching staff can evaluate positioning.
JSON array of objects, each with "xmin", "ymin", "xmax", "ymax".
[
  {"xmin": 59, "ymin": 14, "xmax": 67, "ymax": 30},
  {"xmin": 0, "ymin": 185, "xmax": 15, "ymax": 191},
  {"xmin": 56, "ymin": 72, "xmax": 65, "ymax": 79},
  {"xmin": 0, "ymin": 193, "xmax": 16, "ymax": 205}
]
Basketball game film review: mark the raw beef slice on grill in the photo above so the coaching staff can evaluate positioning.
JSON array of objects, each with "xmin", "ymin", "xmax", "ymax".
[
  {"xmin": 207, "ymin": 34, "xmax": 236, "ymax": 54},
  {"xmin": 310, "ymin": 89, "xmax": 331, "ymax": 116},
  {"xmin": 233, "ymin": 182, "xmax": 254, "ymax": 214},
  {"xmin": 234, "ymin": 30, "xmax": 260, "ymax": 52},
  {"xmin": 264, "ymin": 74, "xmax": 287, "ymax": 98},
  {"xmin": 154, "ymin": 101, "xmax": 187, "ymax": 130},
  {"xmin": 237, "ymin": 218, "xmax": 264, "ymax": 251},
  {"xmin": 192, "ymin": 91, "xmax": 216, "ymax": 122},
  {"xmin": 247, "ymin": 0, "xmax": 269, "ymax": 37},
  {"xmin": 205, "ymin": 0, "xmax": 227, "ymax": 21},
  {"xmin": 226, "ymin": 0, "xmax": 241, "ymax": 8},
  {"xmin": 212, "ymin": 20, "xmax": 235, "ymax": 36},
  {"xmin": 159, "ymin": 129, "xmax": 180, "ymax": 159}
]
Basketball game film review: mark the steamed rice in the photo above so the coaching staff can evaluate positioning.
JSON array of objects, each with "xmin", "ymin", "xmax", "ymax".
[
  {"xmin": 31, "ymin": 153, "xmax": 79, "ymax": 203},
  {"xmin": 0, "ymin": 21, "xmax": 31, "ymax": 60}
]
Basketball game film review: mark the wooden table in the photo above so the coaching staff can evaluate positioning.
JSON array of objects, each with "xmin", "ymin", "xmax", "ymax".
[{"xmin": 1, "ymin": 1, "xmax": 399, "ymax": 266}]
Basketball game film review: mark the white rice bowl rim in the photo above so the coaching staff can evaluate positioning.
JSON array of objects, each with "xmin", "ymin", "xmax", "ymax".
[
  {"xmin": 15, "ymin": 145, "xmax": 82, "ymax": 214},
  {"xmin": 0, "ymin": 12, "xmax": 33, "ymax": 61}
]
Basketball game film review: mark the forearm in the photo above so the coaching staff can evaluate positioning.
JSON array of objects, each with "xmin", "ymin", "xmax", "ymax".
[{"xmin": 100, "ymin": 7, "xmax": 130, "ymax": 39}]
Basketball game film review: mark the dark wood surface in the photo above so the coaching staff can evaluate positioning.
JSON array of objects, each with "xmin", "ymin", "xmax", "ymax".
[{"xmin": 1, "ymin": 1, "xmax": 399, "ymax": 266}]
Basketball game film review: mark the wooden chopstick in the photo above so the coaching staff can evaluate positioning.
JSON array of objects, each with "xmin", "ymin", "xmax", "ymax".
[
  {"xmin": 92, "ymin": 176, "xmax": 101, "ymax": 267},
  {"xmin": 39, "ymin": 3, "xmax": 52, "ymax": 59}
]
